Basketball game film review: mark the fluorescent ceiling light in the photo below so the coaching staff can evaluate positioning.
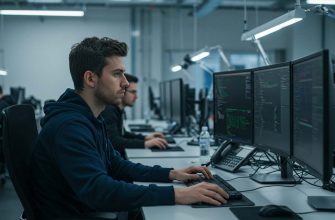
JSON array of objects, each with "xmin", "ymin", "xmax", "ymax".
[
  {"xmin": 0, "ymin": 10, "xmax": 84, "ymax": 17},
  {"xmin": 190, "ymin": 51, "xmax": 210, "ymax": 62},
  {"xmin": 0, "ymin": 70, "xmax": 8, "ymax": 76},
  {"xmin": 241, "ymin": 8, "xmax": 305, "ymax": 41},
  {"xmin": 28, "ymin": 0, "xmax": 62, "ymax": 3},
  {"xmin": 307, "ymin": 0, "xmax": 335, "ymax": 5},
  {"xmin": 171, "ymin": 65, "xmax": 182, "ymax": 72}
]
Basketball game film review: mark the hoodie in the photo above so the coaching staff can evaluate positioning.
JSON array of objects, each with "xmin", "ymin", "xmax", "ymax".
[{"xmin": 31, "ymin": 89, "xmax": 175, "ymax": 219}]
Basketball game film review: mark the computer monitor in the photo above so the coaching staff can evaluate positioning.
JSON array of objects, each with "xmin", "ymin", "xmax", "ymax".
[
  {"xmin": 159, "ymin": 81, "xmax": 172, "ymax": 121},
  {"xmin": 292, "ymin": 50, "xmax": 334, "ymax": 190},
  {"xmin": 213, "ymin": 70, "xmax": 253, "ymax": 145},
  {"xmin": 10, "ymin": 87, "xmax": 25, "ymax": 104},
  {"xmin": 148, "ymin": 86, "xmax": 160, "ymax": 117},
  {"xmin": 170, "ymin": 78, "xmax": 185, "ymax": 128},
  {"xmin": 251, "ymin": 62, "xmax": 299, "ymax": 184},
  {"xmin": 198, "ymin": 88, "xmax": 209, "ymax": 131},
  {"xmin": 164, "ymin": 81, "xmax": 172, "ymax": 122},
  {"xmin": 159, "ymin": 82, "xmax": 165, "ymax": 119},
  {"xmin": 184, "ymin": 84, "xmax": 196, "ymax": 117}
]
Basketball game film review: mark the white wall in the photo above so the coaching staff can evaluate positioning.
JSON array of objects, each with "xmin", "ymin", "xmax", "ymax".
[
  {"xmin": 0, "ymin": 7, "xmax": 131, "ymax": 103},
  {"xmin": 1, "ymin": 6, "xmax": 334, "ymax": 118}
]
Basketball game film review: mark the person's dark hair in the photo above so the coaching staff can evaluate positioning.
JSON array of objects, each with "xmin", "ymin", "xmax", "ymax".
[
  {"xmin": 69, "ymin": 37, "xmax": 128, "ymax": 91},
  {"xmin": 124, "ymin": 73, "xmax": 138, "ymax": 83}
]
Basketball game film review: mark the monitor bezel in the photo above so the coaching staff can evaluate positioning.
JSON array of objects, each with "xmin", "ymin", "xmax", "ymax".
[
  {"xmin": 213, "ymin": 69, "xmax": 254, "ymax": 145},
  {"xmin": 252, "ymin": 62, "xmax": 292, "ymax": 157},
  {"xmin": 291, "ymin": 49, "xmax": 333, "ymax": 184}
]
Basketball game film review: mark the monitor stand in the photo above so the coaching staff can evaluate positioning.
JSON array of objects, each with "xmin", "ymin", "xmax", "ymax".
[{"xmin": 250, "ymin": 156, "xmax": 301, "ymax": 184}]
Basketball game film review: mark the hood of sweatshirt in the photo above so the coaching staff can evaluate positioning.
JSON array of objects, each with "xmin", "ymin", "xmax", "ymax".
[{"xmin": 41, "ymin": 88, "xmax": 103, "ymax": 127}]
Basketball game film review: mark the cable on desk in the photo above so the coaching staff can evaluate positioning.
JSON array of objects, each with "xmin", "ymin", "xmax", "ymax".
[
  {"xmin": 224, "ymin": 176, "xmax": 250, "ymax": 182},
  {"xmin": 296, "ymin": 211, "xmax": 319, "ymax": 215},
  {"xmin": 239, "ymin": 184, "xmax": 296, "ymax": 193}
]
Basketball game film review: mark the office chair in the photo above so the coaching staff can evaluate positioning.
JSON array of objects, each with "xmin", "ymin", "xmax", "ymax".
[{"xmin": 2, "ymin": 104, "xmax": 118, "ymax": 220}]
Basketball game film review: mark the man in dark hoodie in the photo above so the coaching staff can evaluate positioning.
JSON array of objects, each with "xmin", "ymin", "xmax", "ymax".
[
  {"xmin": 101, "ymin": 73, "xmax": 167, "ymax": 158},
  {"xmin": 31, "ymin": 37, "xmax": 228, "ymax": 219}
]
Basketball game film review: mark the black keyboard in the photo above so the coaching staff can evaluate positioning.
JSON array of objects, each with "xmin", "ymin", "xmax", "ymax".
[
  {"xmin": 150, "ymin": 146, "xmax": 184, "ymax": 152},
  {"xmin": 186, "ymin": 174, "xmax": 242, "ymax": 200}
]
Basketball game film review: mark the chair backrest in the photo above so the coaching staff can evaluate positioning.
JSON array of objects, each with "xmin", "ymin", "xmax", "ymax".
[{"xmin": 2, "ymin": 104, "xmax": 38, "ymax": 220}]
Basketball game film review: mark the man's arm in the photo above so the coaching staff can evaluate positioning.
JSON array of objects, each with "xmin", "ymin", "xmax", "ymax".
[
  {"xmin": 109, "ymin": 153, "xmax": 229, "ymax": 206},
  {"xmin": 52, "ymin": 121, "xmax": 174, "ymax": 211}
]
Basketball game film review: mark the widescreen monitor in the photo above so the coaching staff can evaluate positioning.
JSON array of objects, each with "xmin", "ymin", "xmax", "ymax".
[
  {"xmin": 213, "ymin": 70, "xmax": 253, "ymax": 145},
  {"xmin": 170, "ymin": 78, "xmax": 185, "ymax": 126},
  {"xmin": 164, "ymin": 80, "xmax": 172, "ymax": 121},
  {"xmin": 292, "ymin": 50, "xmax": 334, "ymax": 189},
  {"xmin": 159, "ymin": 82, "xmax": 166, "ymax": 120},
  {"xmin": 251, "ymin": 62, "xmax": 299, "ymax": 184}
]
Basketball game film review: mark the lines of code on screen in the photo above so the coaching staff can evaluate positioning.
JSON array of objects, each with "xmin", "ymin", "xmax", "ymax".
[
  {"xmin": 254, "ymin": 65, "xmax": 290, "ymax": 155},
  {"xmin": 214, "ymin": 72, "xmax": 253, "ymax": 144}
]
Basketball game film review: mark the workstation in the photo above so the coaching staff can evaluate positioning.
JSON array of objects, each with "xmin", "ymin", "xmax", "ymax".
[{"xmin": 0, "ymin": 0, "xmax": 335, "ymax": 220}]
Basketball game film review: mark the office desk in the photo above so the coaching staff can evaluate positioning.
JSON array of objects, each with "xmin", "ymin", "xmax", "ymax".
[
  {"xmin": 124, "ymin": 119, "xmax": 168, "ymax": 132},
  {"xmin": 131, "ymin": 158, "xmax": 335, "ymax": 220},
  {"xmin": 125, "ymin": 138, "xmax": 212, "ymax": 159}
]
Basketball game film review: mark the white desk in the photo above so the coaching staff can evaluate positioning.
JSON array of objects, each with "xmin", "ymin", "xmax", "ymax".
[
  {"xmin": 125, "ymin": 138, "xmax": 214, "ymax": 159},
  {"xmin": 124, "ymin": 119, "xmax": 168, "ymax": 132},
  {"xmin": 131, "ymin": 157, "xmax": 335, "ymax": 220}
]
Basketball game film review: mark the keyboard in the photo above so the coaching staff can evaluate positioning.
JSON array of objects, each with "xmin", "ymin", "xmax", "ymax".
[
  {"xmin": 186, "ymin": 174, "xmax": 242, "ymax": 200},
  {"xmin": 150, "ymin": 146, "xmax": 184, "ymax": 152},
  {"xmin": 129, "ymin": 125, "xmax": 155, "ymax": 132}
]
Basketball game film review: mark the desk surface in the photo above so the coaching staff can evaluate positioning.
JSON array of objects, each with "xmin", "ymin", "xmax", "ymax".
[
  {"xmin": 125, "ymin": 138, "xmax": 214, "ymax": 159},
  {"xmin": 131, "ymin": 157, "xmax": 335, "ymax": 220}
]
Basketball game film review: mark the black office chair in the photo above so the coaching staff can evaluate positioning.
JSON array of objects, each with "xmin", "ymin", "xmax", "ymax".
[{"xmin": 2, "ymin": 104, "xmax": 118, "ymax": 220}]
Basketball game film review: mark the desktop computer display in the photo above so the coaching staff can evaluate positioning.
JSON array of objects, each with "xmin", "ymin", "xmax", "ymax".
[
  {"xmin": 292, "ymin": 50, "xmax": 334, "ymax": 188},
  {"xmin": 164, "ymin": 81, "xmax": 172, "ymax": 122},
  {"xmin": 251, "ymin": 63, "xmax": 299, "ymax": 184},
  {"xmin": 253, "ymin": 63, "xmax": 291, "ymax": 156},
  {"xmin": 213, "ymin": 70, "xmax": 253, "ymax": 145},
  {"xmin": 159, "ymin": 82, "xmax": 166, "ymax": 120},
  {"xmin": 159, "ymin": 81, "xmax": 172, "ymax": 121},
  {"xmin": 170, "ymin": 78, "xmax": 185, "ymax": 127}
]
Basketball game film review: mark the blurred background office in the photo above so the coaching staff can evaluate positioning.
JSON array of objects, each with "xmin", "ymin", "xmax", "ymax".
[
  {"xmin": 0, "ymin": 0, "xmax": 334, "ymax": 121},
  {"xmin": 1, "ymin": 1, "xmax": 335, "ymax": 220}
]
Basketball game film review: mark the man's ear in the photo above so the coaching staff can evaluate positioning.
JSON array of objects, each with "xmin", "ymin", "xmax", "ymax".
[{"xmin": 83, "ymin": 71, "xmax": 97, "ymax": 88}]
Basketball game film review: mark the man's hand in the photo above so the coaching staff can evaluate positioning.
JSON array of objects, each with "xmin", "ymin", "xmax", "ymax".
[
  {"xmin": 145, "ymin": 132, "xmax": 165, "ymax": 140},
  {"xmin": 169, "ymin": 166, "xmax": 213, "ymax": 182},
  {"xmin": 174, "ymin": 182, "xmax": 229, "ymax": 206},
  {"xmin": 144, "ymin": 138, "xmax": 168, "ymax": 149}
]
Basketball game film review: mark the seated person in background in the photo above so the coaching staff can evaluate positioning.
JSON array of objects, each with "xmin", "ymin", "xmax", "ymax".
[
  {"xmin": 31, "ymin": 37, "xmax": 228, "ymax": 220},
  {"xmin": 101, "ymin": 73, "xmax": 167, "ymax": 158}
]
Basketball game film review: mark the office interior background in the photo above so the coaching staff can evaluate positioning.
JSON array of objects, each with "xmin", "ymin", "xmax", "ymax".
[
  {"xmin": 0, "ymin": 0, "xmax": 334, "ymax": 120},
  {"xmin": 1, "ymin": 1, "xmax": 335, "ymax": 219}
]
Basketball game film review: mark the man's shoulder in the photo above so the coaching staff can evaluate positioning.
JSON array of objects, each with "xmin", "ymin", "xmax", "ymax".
[{"xmin": 44, "ymin": 110, "xmax": 90, "ymax": 130}]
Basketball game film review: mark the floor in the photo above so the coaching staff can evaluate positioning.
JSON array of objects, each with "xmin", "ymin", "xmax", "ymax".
[{"xmin": 0, "ymin": 176, "xmax": 23, "ymax": 220}]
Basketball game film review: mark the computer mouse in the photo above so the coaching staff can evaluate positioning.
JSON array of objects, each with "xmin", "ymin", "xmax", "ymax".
[{"xmin": 259, "ymin": 205, "xmax": 295, "ymax": 217}]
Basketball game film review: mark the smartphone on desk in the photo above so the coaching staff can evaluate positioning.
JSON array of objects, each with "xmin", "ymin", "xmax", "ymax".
[{"xmin": 210, "ymin": 140, "xmax": 256, "ymax": 173}]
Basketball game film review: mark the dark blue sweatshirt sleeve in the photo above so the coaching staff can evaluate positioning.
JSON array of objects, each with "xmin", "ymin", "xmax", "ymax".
[
  {"xmin": 108, "ymin": 149, "xmax": 173, "ymax": 183},
  {"xmin": 52, "ymin": 121, "xmax": 175, "ymax": 212}
]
